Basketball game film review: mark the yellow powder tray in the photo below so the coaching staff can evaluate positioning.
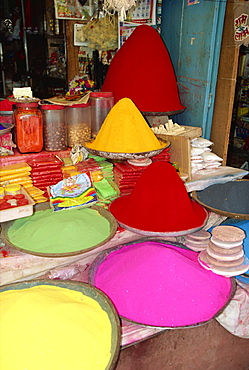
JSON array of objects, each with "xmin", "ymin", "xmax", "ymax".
[
  {"xmin": 84, "ymin": 139, "xmax": 170, "ymax": 161},
  {"xmin": 0, "ymin": 279, "xmax": 121, "ymax": 370}
]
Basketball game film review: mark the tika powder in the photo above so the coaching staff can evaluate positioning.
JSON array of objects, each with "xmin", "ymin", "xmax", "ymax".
[
  {"xmin": 85, "ymin": 98, "xmax": 165, "ymax": 153},
  {"xmin": 109, "ymin": 161, "xmax": 207, "ymax": 233},
  {"xmin": 0, "ymin": 285, "xmax": 113, "ymax": 369},
  {"xmin": 7, "ymin": 208, "xmax": 111, "ymax": 254},
  {"xmin": 93, "ymin": 241, "xmax": 233, "ymax": 327}
]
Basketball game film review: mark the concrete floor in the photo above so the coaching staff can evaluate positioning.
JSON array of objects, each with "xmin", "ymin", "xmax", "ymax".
[{"xmin": 115, "ymin": 320, "xmax": 249, "ymax": 370}]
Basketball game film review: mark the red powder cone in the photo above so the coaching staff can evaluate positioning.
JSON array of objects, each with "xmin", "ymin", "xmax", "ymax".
[
  {"xmin": 109, "ymin": 161, "xmax": 207, "ymax": 233},
  {"xmin": 101, "ymin": 25, "xmax": 185, "ymax": 114}
]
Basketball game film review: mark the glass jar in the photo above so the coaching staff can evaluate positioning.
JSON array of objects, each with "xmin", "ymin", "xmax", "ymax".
[
  {"xmin": 41, "ymin": 104, "xmax": 68, "ymax": 151},
  {"xmin": 89, "ymin": 92, "xmax": 114, "ymax": 137},
  {"xmin": 65, "ymin": 103, "xmax": 91, "ymax": 147},
  {"xmin": 14, "ymin": 102, "xmax": 43, "ymax": 153}
]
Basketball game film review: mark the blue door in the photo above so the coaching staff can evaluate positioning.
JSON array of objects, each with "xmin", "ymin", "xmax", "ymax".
[{"xmin": 160, "ymin": 0, "xmax": 227, "ymax": 139}]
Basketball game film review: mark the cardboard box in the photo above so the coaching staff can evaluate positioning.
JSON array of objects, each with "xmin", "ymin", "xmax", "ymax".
[
  {"xmin": 157, "ymin": 126, "xmax": 202, "ymax": 181},
  {"xmin": 0, "ymin": 186, "xmax": 35, "ymax": 223}
]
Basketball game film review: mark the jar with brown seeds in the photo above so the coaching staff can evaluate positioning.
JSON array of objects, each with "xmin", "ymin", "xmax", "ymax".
[
  {"xmin": 65, "ymin": 103, "xmax": 91, "ymax": 147},
  {"xmin": 41, "ymin": 104, "xmax": 68, "ymax": 151}
]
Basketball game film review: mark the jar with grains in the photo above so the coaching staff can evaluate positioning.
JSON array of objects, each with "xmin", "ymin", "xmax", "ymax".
[
  {"xmin": 65, "ymin": 103, "xmax": 91, "ymax": 147},
  {"xmin": 14, "ymin": 102, "xmax": 43, "ymax": 153},
  {"xmin": 40, "ymin": 104, "xmax": 68, "ymax": 151},
  {"xmin": 89, "ymin": 92, "xmax": 114, "ymax": 137}
]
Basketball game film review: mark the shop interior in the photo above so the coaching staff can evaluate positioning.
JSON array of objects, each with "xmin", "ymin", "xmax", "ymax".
[
  {"xmin": 0, "ymin": 0, "xmax": 248, "ymax": 169},
  {"xmin": 0, "ymin": 1, "xmax": 249, "ymax": 369}
]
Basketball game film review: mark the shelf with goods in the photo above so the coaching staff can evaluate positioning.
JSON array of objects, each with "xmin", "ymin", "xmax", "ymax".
[{"xmin": 227, "ymin": 46, "xmax": 249, "ymax": 168}]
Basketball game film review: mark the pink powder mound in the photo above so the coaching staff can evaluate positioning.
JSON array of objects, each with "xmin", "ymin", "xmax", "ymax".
[{"xmin": 93, "ymin": 241, "xmax": 233, "ymax": 327}]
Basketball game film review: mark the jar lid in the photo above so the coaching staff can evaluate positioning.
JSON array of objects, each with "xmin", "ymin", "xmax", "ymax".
[
  {"xmin": 90, "ymin": 92, "xmax": 113, "ymax": 98},
  {"xmin": 5, "ymin": 184, "xmax": 21, "ymax": 192},
  {"xmin": 67, "ymin": 103, "xmax": 90, "ymax": 108},
  {"xmin": 15, "ymin": 102, "xmax": 38, "ymax": 108},
  {"xmin": 40, "ymin": 104, "xmax": 65, "ymax": 110}
]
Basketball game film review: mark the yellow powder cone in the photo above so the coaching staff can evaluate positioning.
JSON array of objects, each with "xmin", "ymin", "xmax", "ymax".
[{"xmin": 86, "ymin": 98, "xmax": 164, "ymax": 153}]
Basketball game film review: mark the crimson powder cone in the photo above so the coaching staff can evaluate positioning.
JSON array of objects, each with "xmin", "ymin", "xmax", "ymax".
[{"xmin": 101, "ymin": 25, "xmax": 185, "ymax": 115}]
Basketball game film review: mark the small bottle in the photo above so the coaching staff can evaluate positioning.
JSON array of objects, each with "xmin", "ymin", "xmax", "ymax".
[
  {"xmin": 41, "ymin": 104, "xmax": 68, "ymax": 151},
  {"xmin": 14, "ymin": 102, "xmax": 43, "ymax": 153},
  {"xmin": 89, "ymin": 92, "xmax": 114, "ymax": 137},
  {"xmin": 65, "ymin": 103, "xmax": 91, "ymax": 147}
]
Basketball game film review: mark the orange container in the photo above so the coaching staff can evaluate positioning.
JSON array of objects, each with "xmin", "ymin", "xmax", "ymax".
[{"xmin": 14, "ymin": 102, "xmax": 43, "ymax": 153}]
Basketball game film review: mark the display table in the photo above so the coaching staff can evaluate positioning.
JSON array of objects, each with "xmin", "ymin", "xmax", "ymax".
[
  {"xmin": 1, "ymin": 211, "xmax": 249, "ymax": 349},
  {"xmin": 1, "ymin": 229, "xmax": 249, "ymax": 368},
  {"xmin": 0, "ymin": 227, "xmax": 179, "ymax": 347},
  {"xmin": 0, "ymin": 156, "xmax": 248, "ymax": 365}
]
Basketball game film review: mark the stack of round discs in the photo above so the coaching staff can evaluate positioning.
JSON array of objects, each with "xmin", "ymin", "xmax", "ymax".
[
  {"xmin": 184, "ymin": 230, "xmax": 211, "ymax": 252},
  {"xmin": 199, "ymin": 225, "xmax": 249, "ymax": 277}
]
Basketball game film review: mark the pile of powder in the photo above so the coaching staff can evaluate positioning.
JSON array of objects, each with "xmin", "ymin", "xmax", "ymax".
[
  {"xmin": 0, "ymin": 285, "xmax": 114, "ymax": 369},
  {"xmin": 101, "ymin": 25, "xmax": 185, "ymax": 113},
  {"xmin": 7, "ymin": 208, "xmax": 112, "ymax": 255},
  {"xmin": 92, "ymin": 241, "xmax": 233, "ymax": 327},
  {"xmin": 85, "ymin": 98, "xmax": 165, "ymax": 153},
  {"xmin": 109, "ymin": 161, "xmax": 207, "ymax": 233}
]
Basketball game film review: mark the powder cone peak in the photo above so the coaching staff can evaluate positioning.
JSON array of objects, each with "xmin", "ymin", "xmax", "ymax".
[
  {"xmin": 109, "ymin": 161, "xmax": 207, "ymax": 233},
  {"xmin": 85, "ymin": 98, "xmax": 164, "ymax": 153},
  {"xmin": 101, "ymin": 25, "xmax": 185, "ymax": 114}
]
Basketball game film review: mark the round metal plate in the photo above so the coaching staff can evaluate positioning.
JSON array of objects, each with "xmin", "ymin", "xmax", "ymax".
[
  {"xmin": 84, "ymin": 139, "xmax": 170, "ymax": 160},
  {"xmin": 192, "ymin": 180, "xmax": 249, "ymax": 220}
]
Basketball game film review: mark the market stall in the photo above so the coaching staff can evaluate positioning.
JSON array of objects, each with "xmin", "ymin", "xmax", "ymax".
[{"xmin": 1, "ymin": 22, "xmax": 249, "ymax": 370}]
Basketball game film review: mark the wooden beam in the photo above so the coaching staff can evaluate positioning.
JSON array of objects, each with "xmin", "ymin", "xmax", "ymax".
[{"xmin": 210, "ymin": 0, "xmax": 240, "ymax": 164}]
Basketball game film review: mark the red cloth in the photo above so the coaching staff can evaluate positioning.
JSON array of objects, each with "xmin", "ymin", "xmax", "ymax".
[
  {"xmin": 0, "ymin": 99, "xmax": 15, "ymax": 112},
  {"xmin": 101, "ymin": 25, "xmax": 185, "ymax": 114}
]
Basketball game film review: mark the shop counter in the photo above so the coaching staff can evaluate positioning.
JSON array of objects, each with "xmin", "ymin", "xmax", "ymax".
[{"xmin": 2, "ymin": 211, "xmax": 248, "ymax": 350}]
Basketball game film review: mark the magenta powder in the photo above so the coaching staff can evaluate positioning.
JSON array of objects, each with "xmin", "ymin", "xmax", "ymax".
[{"xmin": 92, "ymin": 241, "xmax": 233, "ymax": 327}]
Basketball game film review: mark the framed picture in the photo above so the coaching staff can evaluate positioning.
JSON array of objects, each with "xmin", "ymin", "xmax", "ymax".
[
  {"xmin": 74, "ymin": 23, "xmax": 88, "ymax": 46},
  {"xmin": 54, "ymin": 0, "xmax": 96, "ymax": 20}
]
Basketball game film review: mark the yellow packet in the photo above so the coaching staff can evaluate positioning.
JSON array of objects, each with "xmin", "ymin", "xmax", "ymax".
[
  {"xmin": 23, "ymin": 183, "xmax": 33, "ymax": 189},
  {"xmin": 0, "ymin": 162, "xmax": 31, "ymax": 176},
  {"xmin": 33, "ymin": 196, "xmax": 48, "ymax": 203},
  {"xmin": 62, "ymin": 157, "xmax": 73, "ymax": 166},
  {"xmin": 27, "ymin": 186, "xmax": 45, "ymax": 196},
  {"xmin": 91, "ymin": 170, "xmax": 104, "ymax": 182},
  {"xmin": 63, "ymin": 170, "xmax": 81, "ymax": 178},
  {"xmin": 0, "ymin": 171, "xmax": 31, "ymax": 181},
  {"xmin": 61, "ymin": 165, "xmax": 76, "ymax": 171},
  {"xmin": 0, "ymin": 177, "xmax": 32, "ymax": 186}
]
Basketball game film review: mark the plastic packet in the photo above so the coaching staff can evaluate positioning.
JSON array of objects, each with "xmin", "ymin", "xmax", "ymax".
[
  {"xmin": 31, "ymin": 168, "xmax": 63, "ymax": 176},
  {"xmin": 0, "ymin": 162, "xmax": 31, "ymax": 176},
  {"xmin": 70, "ymin": 145, "xmax": 89, "ymax": 165},
  {"xmin": 28, "ymin": 155, "xmax": 63, "ymax": 168},
  {"xmin": 191, "ymin": 137, "xmax": 213, "ymax": 148},
  {"xmin": 49, "ymin": 173, "xmax": 98, "ymax": 211},
  {"xmin": 0, "ymin": 133, "xmax": 16, "ymax": 151}
]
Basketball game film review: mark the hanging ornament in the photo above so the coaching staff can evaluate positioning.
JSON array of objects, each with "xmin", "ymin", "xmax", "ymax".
[{"xmin": 102, "ymin": 0, "xmax": 137, "ymax": 21}]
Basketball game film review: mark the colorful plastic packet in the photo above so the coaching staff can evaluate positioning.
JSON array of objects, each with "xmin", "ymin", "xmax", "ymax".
[{"xmin": 49, "ymin": 173, "xmax": 97, "ymax": 211}]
